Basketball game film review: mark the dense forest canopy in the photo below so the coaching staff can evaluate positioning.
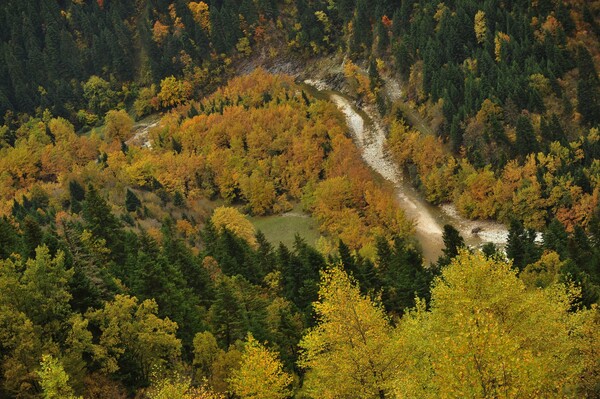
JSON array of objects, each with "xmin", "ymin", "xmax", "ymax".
[{"xmin": 0, "ymin": 0, "xmax": 599, "ymax": 398}]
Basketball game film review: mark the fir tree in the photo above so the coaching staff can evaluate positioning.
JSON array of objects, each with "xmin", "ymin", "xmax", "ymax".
[
  {"xmin": 125, "ymin": 189, "xmax": 142, "ymax": 213},
  {"xmin": 515, "ymin": 115, "xmax": 539, "ymax": 158},
  {"xmin": 437, "ymin": 224, "xmax": 465, "ymax": 267},
  {"xmin": 350, "ymin": 0, "xmax": 372, "ymax": 57},
  {"xmin": 576, "ymin": 45, "xmax": 600, "ymax": 126},
  {"xmin": 506, "ymin": 219, "xmax": 540, "ymax": 272}
]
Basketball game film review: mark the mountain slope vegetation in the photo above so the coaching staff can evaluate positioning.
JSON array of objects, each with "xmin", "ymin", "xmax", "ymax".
[{"xmin": 0, "ymin": 0, "xmax": 599, "ymax": 398}]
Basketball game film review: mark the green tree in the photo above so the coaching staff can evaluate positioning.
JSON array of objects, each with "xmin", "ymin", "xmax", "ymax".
[
  {"xmin": 506, "ymin": 219, "xmax": 540, "ymax": 271},
  {"xmin": 577, "ymin": 74, "xmax": 600, "ymax": 127},
  {"xmin": 576, "ymin": 45, "xmax": 600, "ymax": 126},
  {"xmin": 210, "ymin": 6, "xmax": 227, "ymax": 54},
  {"xmin": 375, "ymin": 18, "xmax": 389, "ymax": 55},
  {"xmin": 125, "ymin": 189, "xmax": 141, "ymax": 213},
  {"xmin": 543, "ymin": 219, "xmax": 569, "ymax": 258},
  {"xmin": 82, "ymin": 184, "xmax": 122, "ymax": 256},
  {"xmin": 22, "ymin": 216, "xmax": 43, "ymax": 259},
  {"xmin": 515, "ymin": 115, "xmax": 539, "ymax": 158},
  {"xmin": 0, "ymin": 217, "xmax": 20, "ymax": 259},
  {"xmin": 393, "ymin": 41, "xmax": 411, "ymax": 80},
  {"xmin": 437, "ymin": 224, "xmax": 465, "ymax": 267},
  {"xmin": 376, "ymin": 236, "xmax": 431, "ymax": 313},
  {"xmin": 350, "ymin": 0, "xmax": 372, "ymax": 57},
  {"xmin": 209, "ymin": 276, "xmax": 248, "ymax": 348}
]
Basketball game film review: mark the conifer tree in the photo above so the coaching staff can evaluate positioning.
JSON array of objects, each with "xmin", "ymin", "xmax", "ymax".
[
  {"xmin": 576, "ymin": 46, "xmax": 600, "ymax": 126},
  {"xmin": 375, "ymin": 18, "xmax": 389, "ymax": 55},
  {"xmin": 350, "ymin": 0, "xmax": 372, "ymax": 57},
  {"xmin": 437, "ymin": 224, "xmax": 465, "ymax": 267},
  {"xmin": 82, "ymin": 184, "xmax": 123, "ymax": 256},
  {"xmin": 336, "ymin": 0, "xmax": 355, "ymax": 23},
  {"xmin": 22, "ymin": 216, "xmax": 43, "ymax": 259},
  {"xmin": 209, "ymin": 276, "xmax": 249, "ymax": 348},
  {"xmin": 125, "ymin": 189, "xmax": 142, "ymax": 213},
  {"xmin": 210, "ymin": 6, "xmax": 227, "ymax": 54},
  {"xmin": 506, "ymin": 219, "xmax": 540, "ymax": 271},
  {"xmin": 515, "ymin": 115, "xmax": 539, "ymax": 157},
  {"xmin": 0, "ymin": 217, "xmax": 20, "ymax": 259}
]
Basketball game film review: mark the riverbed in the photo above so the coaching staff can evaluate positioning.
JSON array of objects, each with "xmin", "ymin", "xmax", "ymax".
[{"xmin": 303, "ymin": 79, "xmax": 509, "ymax": 262}]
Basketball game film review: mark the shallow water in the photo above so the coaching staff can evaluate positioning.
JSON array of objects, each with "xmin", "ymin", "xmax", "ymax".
[{"xmin": 303, "ymin": 80, "xmax": 510, "ymax": 263}]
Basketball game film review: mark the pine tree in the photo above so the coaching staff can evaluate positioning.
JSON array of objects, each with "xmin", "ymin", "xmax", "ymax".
[
  {"xmin": 0, "ymin": 217, "xmax": 20, "ymax": 259},
  {"xmin": 209, "ymin": 277, "xmax": 248, "ymax": 347},
  {"xmin": 393, "ymin": 41, "xmax": 411, "ymax": 79},
  {"xmin": 391, "ymin": 8, "xmax": 403, "ymax": 37},
  {"xmin": 515, "ymin": 115, "xmax": 539, "ymax": 157},
  {"xmin": 350, "ymin": 0, "xmax": 372, "ymax": 57},
  {"xmin": 173, "ymin": 191, "xmax": 185, "ymax": 207},
  {"xmin": 576, "ymin": 45, "xmax": 600, "ymax": 126},
  {"xmin": 256, "ymin": 0, "xmax": 277, "ymax": 19},
  {"xmin": 336, "ymin": 0, "xmax": 356, "ymax": 23},
  {"xmin": 368, "ymin": 58, "xmax": 382, "ymax": 92},
  {"xmin": 449, "ymin": 115, "xmax": 463, "ymax": 153},
  {"xmin": 437, "ymin": 224, "xmax": 465, "ymax": 267},
  {"xmin": 543, "ymin": 219, "xmax": 569, "ymax": 258},
  {"xmin": 22, "ymin": 216, "xmax": 43, "ymax": 259},
  {"xmin": 240, "ymin": 0, "xmax": 258, "ymax": 25},
  {"xmin": 125, "ymin": 189, "xmax": 142, "ymax": 213},
  {"xmin": 338, "ymin": 239, "xmax": 358, "ymax": 278},
  {"xmin": 82, "ymin": 184, "xmax": 123, "ymax": 256},
  {"xmin": 377, "ymin": 236, "xmax": 431, "ymax": 313},
  {"xmin": 375, "ymin": 18, "xmax": 389, "ymax": 55},
  {"xmin": 506, "ymin": 219, "xmax": 540, "ymax": 271},
  {"xmin": 69, "ymin": 180, "xmax": 86, "ymax": 202},
  {"xmin": 210, "ymin": 6, "xmax": 227, "ymax": 54}
]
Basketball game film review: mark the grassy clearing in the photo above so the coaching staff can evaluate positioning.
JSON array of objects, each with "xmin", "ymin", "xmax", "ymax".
[{"xmin": 249, "ymin": 206, "xmax": 321, "ymax": 248}]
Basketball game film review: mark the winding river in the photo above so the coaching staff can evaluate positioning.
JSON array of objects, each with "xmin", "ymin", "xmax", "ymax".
[{"xmin": 302, "ymin": 79, "xmax": 509, "ymax": 262}]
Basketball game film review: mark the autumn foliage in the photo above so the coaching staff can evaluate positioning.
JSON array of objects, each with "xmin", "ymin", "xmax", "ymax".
[
  {"xmin": 386, "ymin": 116, "xmax": 600, "ymax": 231},
  {"xmin": 0, "ymin": 70, "xmax": 411, "ymax": 253}
]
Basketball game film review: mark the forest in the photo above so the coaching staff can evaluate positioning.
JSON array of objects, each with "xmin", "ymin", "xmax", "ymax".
[{"xmin": 0, "ymin": 0, "xmax": 599, "ymax": 398}]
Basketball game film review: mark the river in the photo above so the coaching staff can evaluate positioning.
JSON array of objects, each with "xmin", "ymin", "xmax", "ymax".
[{"xmin": 302, "ymin": 79, "xmax": 509, "ymax": 263}]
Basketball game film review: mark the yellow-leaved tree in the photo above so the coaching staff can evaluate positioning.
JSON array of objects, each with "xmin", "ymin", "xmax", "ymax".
[
  {"xmin": 210, "ymin": 206, "xmax": 257, "ymax": 248},
  {"xmin": 298, "ymin": 266, "xmax": 401, "ymax": 399},
  {"xmin": 396, "ymin": 251, "xmax": 592, "ymax": 398},
  {"xmin": 146, "ymin": 373, "xmax": 223, "ymax": 399},
  {"xmin": 474, "ymin": 10, "xmax": 487, "ymax": 44},
  {"xmin": 104, "ymin": 109, "xmax": 133, "ymax": 142},
  {"xmin": 229, "ymin": 334, "xmax": 293, "ymax": 399},
  {"xmin": 37, "ymin": 355, "xmax": 82, "ymax": 399},
  {"xmin": 85, "ymin": 295, "xmax": 181, "ymax": 383}
]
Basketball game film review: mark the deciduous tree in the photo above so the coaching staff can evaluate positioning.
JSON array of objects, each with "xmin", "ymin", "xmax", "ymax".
[
  {"xmin": 299, "ymin": 267, "xmax": 400, "ymax": 399},
  {"xmin": 230, "ymin": 334, "xmax": 292, "ymax": 399},
  {"xmin": 397, "ymin": 251, "xmax": 589, "ymax": 398}
]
